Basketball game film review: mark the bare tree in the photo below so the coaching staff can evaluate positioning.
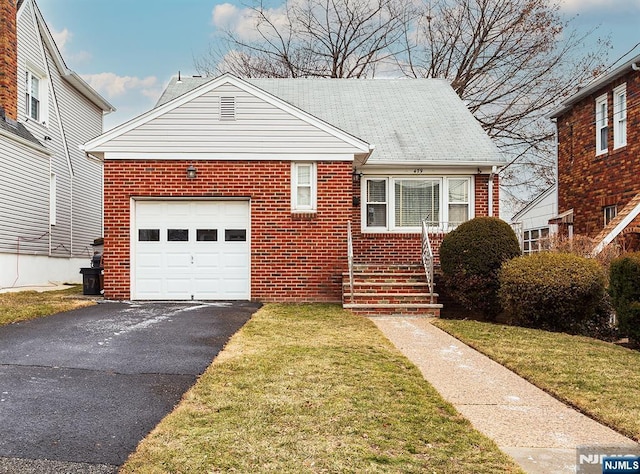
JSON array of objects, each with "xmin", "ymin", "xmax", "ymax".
[
  {"xmin": 196, "ymin": 0, "xmax": 417, "ymax": 78},
  {"xmin": 197, "ymin": 0, "xmax": 608, "ymax": 210},
  {"xmin": 400, "ymin": 0, "xmax": 609, "ymax": 208}
]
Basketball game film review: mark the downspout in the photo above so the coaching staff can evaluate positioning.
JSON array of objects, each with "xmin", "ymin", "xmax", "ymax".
[{"xmin": 488, "ymin": 166, "xmax": 497, "ymax": 217}]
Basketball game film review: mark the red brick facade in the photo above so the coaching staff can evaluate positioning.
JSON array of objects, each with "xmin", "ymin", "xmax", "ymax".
[
  {"xmin": 104, "ymin": 160, "xmax": 499, "ymax": 302},
  {"xmin": 556, "ymin": 69, "xmax": 640, "ymax": 236},
  {"xmin": 104, "ymin": 160, "xmax": 353, "ymax": 302},
  {"xmin": 0, "ymin": 0, "xmax": 18, "ymax": 120}
]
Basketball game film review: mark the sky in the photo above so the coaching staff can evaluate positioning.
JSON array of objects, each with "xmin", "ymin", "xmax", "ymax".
[{"xmin": 36, "ymin": 0, "xmax": 640, "ymax": 131}]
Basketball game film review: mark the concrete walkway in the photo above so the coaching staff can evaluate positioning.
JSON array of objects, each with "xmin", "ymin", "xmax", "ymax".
[{"xmin": 370, "ymin": 316, "xmax": 639, "ymax": 474}]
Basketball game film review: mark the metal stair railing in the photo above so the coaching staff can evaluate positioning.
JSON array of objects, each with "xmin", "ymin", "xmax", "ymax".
[
  {"xmin": 421, "ymin": 220, "xmax": 435, "ymax": 304},
  {"xmin": 347, "ymin": 220, "xmax": 354, "ymax": 303}
]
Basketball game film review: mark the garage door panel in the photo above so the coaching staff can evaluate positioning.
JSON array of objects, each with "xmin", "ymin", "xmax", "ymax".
[{"xmin": 133, "ymin": 200, "xmax": 250, "ymax": 300}]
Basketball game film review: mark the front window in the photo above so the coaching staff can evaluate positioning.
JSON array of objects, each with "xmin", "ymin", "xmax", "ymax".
[
  {"xmin": 394, "ymin": 179, "xmax": 439, "ymax": 226},
  {"xmin": 366, "ymin": 179, "xmax": 387, "ymax": 227},
  {"xmin": 613, "ymin": 84, "xmax": 627, "ymax": 149},
  {"xmin": 595, "ymin": 94, "xmax": 608, "ymax": 155},
  {"xmin": 604, "ymin": 205, "xmax": 617, "ymax": 226},
  {"xmin": 363, "ymin": 176, "xmax": 472, "ymax": 231},
  {"xmin": 291, "ymin": 162, "xmax": 316, "ymax": 211}
]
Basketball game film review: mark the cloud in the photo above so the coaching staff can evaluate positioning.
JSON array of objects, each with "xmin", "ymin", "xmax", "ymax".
[
  {"xmin": 50, "ymin": 27, "xmax": 92, "ymax": 63},
  {"xmin": 81, "ymin": 72, "xmax": 161, "ymax": 100},
  {"xmin": 559, "ymin": 0, "xmax": 640, "ymax": 13},
  {"xmin": 211, "ymin": 2, "xmax": 289, "ymax": 42}
]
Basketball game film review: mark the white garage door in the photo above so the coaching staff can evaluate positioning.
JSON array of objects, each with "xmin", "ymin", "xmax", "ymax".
[{"xmin": 133, "ymin": 200, "xmax": 250, "ymax": 300}]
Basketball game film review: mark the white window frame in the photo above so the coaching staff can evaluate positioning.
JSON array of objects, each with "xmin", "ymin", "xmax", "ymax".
[
  {"xmin": 364, "ymin": 178, "xmax": 388, "ymax": 229},
  {"xmin": 595, "ymin": 93, "xmax": 608, "ymax": 156},
  {"xmin": 291, "ymin": 162, "xmax": 317, "ymax": 212},
  {"xmin": 361, "ymin": 175, "xmax": 473, "ymax": 232},
  {"xmin": 523, "ymin": 227, "xmax": 549, "ymax": 255},
  {"xmin": 49, "ymin": 173, "xmax": 57, "ymax": 226},
  {"xmin": 613, "ymin": 84, "xmax": 627, "ymax": 149},
  {"xmin": 24, "ymin": 66, "xmax": 48, "ymax": 125}
]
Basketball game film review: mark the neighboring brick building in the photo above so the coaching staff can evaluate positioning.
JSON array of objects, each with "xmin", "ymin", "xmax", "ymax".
[
  {"xmin": 84, "ymin": 74, "xmax": 504, "ymax": 309},
  {"xmin": 550, "ymin": 54, "xmax": 640, "ymax": 251}
]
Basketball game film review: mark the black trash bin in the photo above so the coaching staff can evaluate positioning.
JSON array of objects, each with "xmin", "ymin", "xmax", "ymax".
[{"xmin": 80, "ymin": 267, "xmax": 103, "ymax": 295}]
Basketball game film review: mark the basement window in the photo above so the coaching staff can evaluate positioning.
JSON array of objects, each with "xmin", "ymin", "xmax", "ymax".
[{"xmin": 604, "ymin": 205, "xmax": 617, "ymax": 227}]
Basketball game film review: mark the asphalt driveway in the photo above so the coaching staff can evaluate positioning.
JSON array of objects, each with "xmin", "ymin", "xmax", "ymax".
[{"xmin": 0, "ymin": 300, "xmax": 259, "ymax": 473}]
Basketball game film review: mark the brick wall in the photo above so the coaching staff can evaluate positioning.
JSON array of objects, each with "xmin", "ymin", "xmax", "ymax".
[
  {"xmin": 557, "ymin": 70, "xmax": 640, "ymax": 236},
  {"xmin": 0, "ymin": 0, "xmax": 17, "ymax": 120},
  {"xmin": 103, "ymin": 160, "xmax": 352, "ymax": 302}
]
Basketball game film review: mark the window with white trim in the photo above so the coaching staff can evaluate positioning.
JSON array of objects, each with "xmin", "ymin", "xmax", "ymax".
[
  {"xmin": 291, "ymin": 162, "xmax": 316, "ymax": 211},
  {"xmin": 523, "ymin": 227, "xmax": 549, "ymax": 254},
  {"xmin": 448, "ymin": 178, "xmax": 470, "ymax": 224},
  {"xmin": 613, "ymin": 84, "xmax": 627, "ymax": 149},
  {"xmin": 604, "ymin": 205, "xmax": 617, "ymax": 226},
  {"xmin": 25, "ymin": 69, "xmax": 47, "ymax": 123},
  {"xmin": 595, "ymin": 94, "xmax": 608, "ymax": 155},
  {"xmin": 363, "ymin": 176, "xmax": 472, "ymax": 231},
  {"xmin": 366, "ymin": 179, "xmax": 387, "ymax": 227}
]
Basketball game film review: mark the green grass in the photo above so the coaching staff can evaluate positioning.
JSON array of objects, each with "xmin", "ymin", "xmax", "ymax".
[
  {"xmin": 432, "ymin": 319, "xmax": 640, "ymax": 441},
  {"xmin": 0, "ymin": 285, "xmax": 95, "ymax": 326},
  {"xmin": 121, "ymin": 304, "xmax": 522, "ymax": 473}
]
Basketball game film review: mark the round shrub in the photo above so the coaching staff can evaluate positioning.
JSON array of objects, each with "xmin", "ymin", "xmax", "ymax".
[
  {"xmin": 609, "ymin": 252, "xmax": 640, "ymax": 344},
  {"xmin": 439, "ymin": 217, "xmax": 521, "ymax": 319},
  {"xmin": 499, "ymin": 252, "xmax": 612, "ymax": 337}
]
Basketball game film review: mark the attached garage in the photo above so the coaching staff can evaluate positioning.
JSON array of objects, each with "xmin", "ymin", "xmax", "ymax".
[{"xmin": 132, "ymin": 200, "xmax": 250, "ymax": 300}]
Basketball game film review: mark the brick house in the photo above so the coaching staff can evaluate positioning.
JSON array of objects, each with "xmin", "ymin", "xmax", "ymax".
[
  {"xmin": 550, "ymin": 54, "xmax": 640, "ymax": 253},
  {"xmin": 83, "ymin": 74, "xmax": 504, "ymax": 312}
]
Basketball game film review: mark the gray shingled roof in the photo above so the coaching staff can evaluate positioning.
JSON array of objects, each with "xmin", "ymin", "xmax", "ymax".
[
  {"xmin": 0, "ymin": 112, "xmax": 43, "ymax": 148},
  {"xmin": 156, "ymin": 76, "xmax": 504, "ymax": 165}
]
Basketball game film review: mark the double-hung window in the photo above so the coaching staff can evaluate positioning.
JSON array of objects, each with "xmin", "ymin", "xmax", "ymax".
[
  {"xmin": 447, "ymin": 178, "xmax": 470, "ymax": 225},
  {"xmin": 613, "ymin": 84, "xmax": 627, "ymax": 149},
  {"xmin": 25, "ymin": 70, "xmax": 43, "ymax": 122},
  {"xmin": 291, "ymin": 162, "xmax": 316, "ymax": 212},
  {"xmin": 366, "ymin": 179, "xmax": 387, "ymax": 227},
  {"xmin": 595, "ymin": 94, "xmax": 608, "ymax": 155}
]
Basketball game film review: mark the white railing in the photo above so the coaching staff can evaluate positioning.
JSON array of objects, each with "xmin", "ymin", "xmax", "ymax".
[
  {"xmin": 421, "ymin": 220, "xmax": 435, "ymax": 304},
  {"xmin": 347, "ymin": 220, "xmax": 354, "ymax": 303}
]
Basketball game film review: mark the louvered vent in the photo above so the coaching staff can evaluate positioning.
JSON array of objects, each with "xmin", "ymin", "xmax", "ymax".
[{"xmin": 220, "ymin": 96, "xmax": 236, "ymax": 121}]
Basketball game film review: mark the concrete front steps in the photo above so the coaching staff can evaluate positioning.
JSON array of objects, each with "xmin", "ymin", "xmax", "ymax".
[{"xmin": 342, "ymin": 264, "xmax": 442, "ymax": 317}]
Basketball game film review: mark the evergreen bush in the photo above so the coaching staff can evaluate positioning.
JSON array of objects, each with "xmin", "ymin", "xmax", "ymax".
[
  {"xmin": 609, "ymin": 252, "xmax": 640, "ymax": 344},
  {"xmin": 439, "ymin": 217, "xmax": 521, "ymax": 319},
  {"xmin": 499, "ymin": 252, "xmax": 613, "ymax": 337}
]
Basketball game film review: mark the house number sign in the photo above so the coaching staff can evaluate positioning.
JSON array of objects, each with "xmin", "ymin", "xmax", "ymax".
[{"xmin": 413, "ymin": 169, "xmax": 424, "ymax": 174}]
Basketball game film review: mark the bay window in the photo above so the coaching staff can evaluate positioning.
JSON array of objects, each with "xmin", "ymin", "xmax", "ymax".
[{"xmin": 363, "ymin": 176, "xmax": 471, "ymax": 231}]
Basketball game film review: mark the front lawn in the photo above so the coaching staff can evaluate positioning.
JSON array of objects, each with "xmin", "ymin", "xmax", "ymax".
[
  {"xmin": 433, "ymin": 319, "xmax": 640, "ymax": 442},
  {"xmin": 121, "ymin": 304, "xmax": 522, "ymax": 473},
  {"xmin": 0, "ymin": 285, "xmax": 95, "ymax": 326}
]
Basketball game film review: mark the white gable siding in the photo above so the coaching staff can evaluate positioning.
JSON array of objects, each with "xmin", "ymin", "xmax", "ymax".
[
  {"xmin": 512, "ymin": 188, "xmax": 557, "ymax": 232},
  {"xmin": 104, "ymin": 84, "xmax": 360, "ymax": 156}
]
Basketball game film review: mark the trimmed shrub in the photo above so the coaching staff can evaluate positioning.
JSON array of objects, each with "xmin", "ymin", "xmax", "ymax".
[
  {"xmin": 609, "ymin": 252, "xmax": 640, "ymax": 344},
  {"xmin": 499, "ymin": 252, "xmax": 613, "ymax": 337},
  {"xmin": 440, "ymin": 217, "xmax": 521, "ymax": 319}
]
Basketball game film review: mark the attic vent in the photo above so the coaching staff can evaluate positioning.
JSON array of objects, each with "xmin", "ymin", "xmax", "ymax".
[{"xmin": 220, "ymin": 96, "xmax": 236, "ymax": 121}]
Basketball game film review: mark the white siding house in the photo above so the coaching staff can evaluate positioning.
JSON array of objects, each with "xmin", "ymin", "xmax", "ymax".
[
  {"xmin": 511, "ymin": 185, "xmax": 558, "ymax": 254},
  {"xmin": 0, "ymin": 0, "xmax": 113, "ymax": 289}
]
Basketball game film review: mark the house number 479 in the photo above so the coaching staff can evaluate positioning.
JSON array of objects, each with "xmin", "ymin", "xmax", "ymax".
[{"xmin": 413, "ymin": 169, "xmax": 424, "ymax": 174}]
